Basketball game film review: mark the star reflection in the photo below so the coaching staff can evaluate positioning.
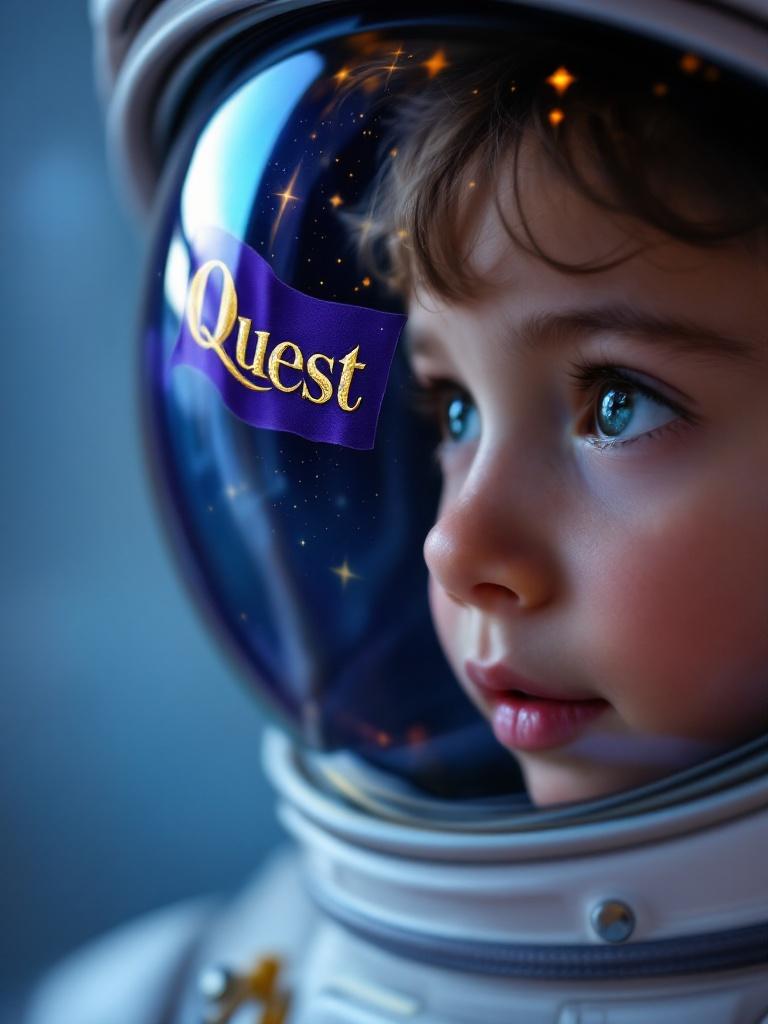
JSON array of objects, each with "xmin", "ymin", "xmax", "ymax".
[
  {"xmin": 270, "ymin": 164, "xmax": 302, "ymax": 244},
  {"xmin": 423, "ymin": 50, "xmax": 449, "ymax": 78},
  {"xmin": 546, "ymin": 66, "xmax": 576, "ymax": 95},
  {"xmin": 331, "ymin": 558, "xmax": 362, "ymax": 588}
]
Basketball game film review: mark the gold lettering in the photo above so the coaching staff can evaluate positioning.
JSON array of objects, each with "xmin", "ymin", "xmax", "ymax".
[
  {"xmin": 185, "ymin": 261, "xmax": 270, "ymax": 392},
  {"xmin": 185, "ymin": 264, "xmax": 370, "ymax": 413},
  {"xmin": 187, "ymin": 260, "xmax": 237, "ymax": 349},
  {"xmin": 337, "ymin": 345, "xmax": 366, "ymax": 412},
  {"xmin": 268, "ymin": 341, "xmax": 304, "ymax": 393},
  {"xmin": 236, "ymin": 323, "xmax": 271, "ymax": 379},
  {"xmin": 301, "ymin": 353, "xmax": 335, "ymax": 404}
]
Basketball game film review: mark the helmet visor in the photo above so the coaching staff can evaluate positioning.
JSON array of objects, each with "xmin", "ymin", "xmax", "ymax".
[{"xmin": 141, "ymin": 9, "xmax": 767, "ymax": 801}]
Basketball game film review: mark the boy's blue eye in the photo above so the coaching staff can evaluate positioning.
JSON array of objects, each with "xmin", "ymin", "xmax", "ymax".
[
  {"xmin": 409, "ymin": 378, "xmax": 481, "ymax": 445},
  {"xmin": 570, "ymin": 362, "xmax": 697, "ymax": 450},
  {"xmin": 596, "ymin": 385, "xmax": 634, "ymax": 437},
  {"xmin": 445, "ymin": 393, "xmax": 480, "ymax": 442},
  {"xmin": 588, "ymin": 378, "xmax": 686, "ymax": 447}
]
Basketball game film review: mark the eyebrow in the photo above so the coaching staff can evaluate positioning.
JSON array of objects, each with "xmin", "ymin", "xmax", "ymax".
[{"xmin": 405, "ymin": 302, "xmax": 761, "ymax": 363}]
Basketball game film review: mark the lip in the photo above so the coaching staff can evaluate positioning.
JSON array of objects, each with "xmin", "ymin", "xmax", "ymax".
[{"xmin": 464, "ymin": 660, "xmax": 610, "ymax": 752}]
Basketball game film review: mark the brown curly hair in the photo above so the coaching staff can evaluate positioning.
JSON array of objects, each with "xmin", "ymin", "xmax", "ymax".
[{"xmin": 353, "ymin": 32, "xmax": 768, "ymax": 301}]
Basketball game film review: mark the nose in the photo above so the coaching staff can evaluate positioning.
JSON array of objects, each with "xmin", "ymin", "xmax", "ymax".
[{"xmin": 423, "ymin": 473, "xmax": 557, "ymax": 613}]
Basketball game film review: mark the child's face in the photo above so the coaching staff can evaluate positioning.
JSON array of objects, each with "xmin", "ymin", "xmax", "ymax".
[{"xmin": 407, "ymin": 138, "xmax": 768, "ymax": 806}]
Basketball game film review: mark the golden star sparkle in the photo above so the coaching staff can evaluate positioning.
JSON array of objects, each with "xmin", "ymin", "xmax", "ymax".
[
  {"xmin": 546, "ymin": 66, "xmax": 576, "ymax": 95},
  {"xmin": 423, "ymin": 49, "xmax": 449, "ymax": 78},
  {"xmin": 329, "ymin": 194, "xmax": 344, "ymax": 208},
  {"xmin": 270, "ymin": 165, "xmax": 302, "ymax": 245},
  {"xmin": 331, "ymin": 558, "xmax": 362, "ymax": 588},
  {"xmin": 384, "ymin": 46, "xmax": 405, "ymax": 87},
  {"xmin": 548, "ymin": 108, "xmax": 565, "ymax": 127},
  {"xmin": 334, "ymin": 66, "xmax": 351, "ymax": 86}
]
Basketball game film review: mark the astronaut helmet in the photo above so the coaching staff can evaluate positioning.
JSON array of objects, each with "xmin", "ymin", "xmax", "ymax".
[{"xmin": 92, "ymin": 0, "xmax": 768, "ymax": 824}]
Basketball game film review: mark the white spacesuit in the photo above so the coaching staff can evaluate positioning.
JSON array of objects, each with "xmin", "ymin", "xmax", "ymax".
[{"xmin": 27, "ymin": 1, "xmax": 768, "ymax": 1021}]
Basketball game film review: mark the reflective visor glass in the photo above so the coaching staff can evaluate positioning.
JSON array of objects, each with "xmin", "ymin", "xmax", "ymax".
[{"xmin": 141, "ymin": 10, "xmax": 765, "ymax": 799}]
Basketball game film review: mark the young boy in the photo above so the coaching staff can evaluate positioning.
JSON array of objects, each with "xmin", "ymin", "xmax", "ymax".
[
  {"xmin": 27, "ymin": 8, "xmax": 768, "ymax": 1023},
  {"xmin": 360, "ymin": 46, "xmax": 768, "ymax": 805}
]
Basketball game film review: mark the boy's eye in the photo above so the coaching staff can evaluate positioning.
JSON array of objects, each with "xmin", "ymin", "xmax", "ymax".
[
  {"xmin": 595, "ymin": 381, "xmax": 677, "ymax": 443},
  {"xmin": 589, "ymin": 381, "xmax": 676, "ymax": 447},
  {"xmin": 572, "ymin": 363, "xmax": 694, "ymax": 450},
  {"xmin": 444, "ymin": 393, "xmax": 480, "ymax": 442},
  {"xmin": 410, "ymin": 378, "xmax": 480, "ymax": 445},
  {"xmin": 597, "ymin": 385, "xmax": 634, "ymax": 436}
]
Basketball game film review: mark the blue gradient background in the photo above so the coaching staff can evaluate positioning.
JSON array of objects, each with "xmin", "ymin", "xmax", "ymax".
[{"xmin": 0, "ymin": 3, "xmax": 282, "ymax": 1011}]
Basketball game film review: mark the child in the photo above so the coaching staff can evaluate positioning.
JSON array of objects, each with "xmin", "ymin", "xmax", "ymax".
[
  {"xmin": 28, "ymin": 9, "xmax": 768, "ymax": 1023},
  {"xmin": 359, "ymin": 45, "xmax": 768, "ymax": 805}
]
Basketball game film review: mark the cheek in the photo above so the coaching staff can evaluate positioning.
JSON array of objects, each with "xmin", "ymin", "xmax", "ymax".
[{"xmin": 582, "ymin": 479, "xmax": 768, "ymax": 737}]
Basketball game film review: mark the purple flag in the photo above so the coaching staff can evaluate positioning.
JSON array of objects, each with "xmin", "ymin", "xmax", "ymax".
[{"xmin": 170, "ymin": 227, "xmax": 406, "ymax": 449}]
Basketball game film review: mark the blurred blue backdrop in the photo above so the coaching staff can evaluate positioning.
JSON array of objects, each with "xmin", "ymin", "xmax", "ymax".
[{"xmin": 0, "ymin": 1, "xmax": 282, "ymax": 1010}]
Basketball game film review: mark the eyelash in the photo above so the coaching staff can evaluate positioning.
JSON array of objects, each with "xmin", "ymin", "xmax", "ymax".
[
  {"xmin": 409, "ymin": 377, "xmax": 455, "ymax": 415},
  {"xmin": 409, "ymin": 361, "xmax": 696, "ymax": 451},
  {"xmin": 409, "ymin": 376, "xmax": 468, "ymax": 427}
]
